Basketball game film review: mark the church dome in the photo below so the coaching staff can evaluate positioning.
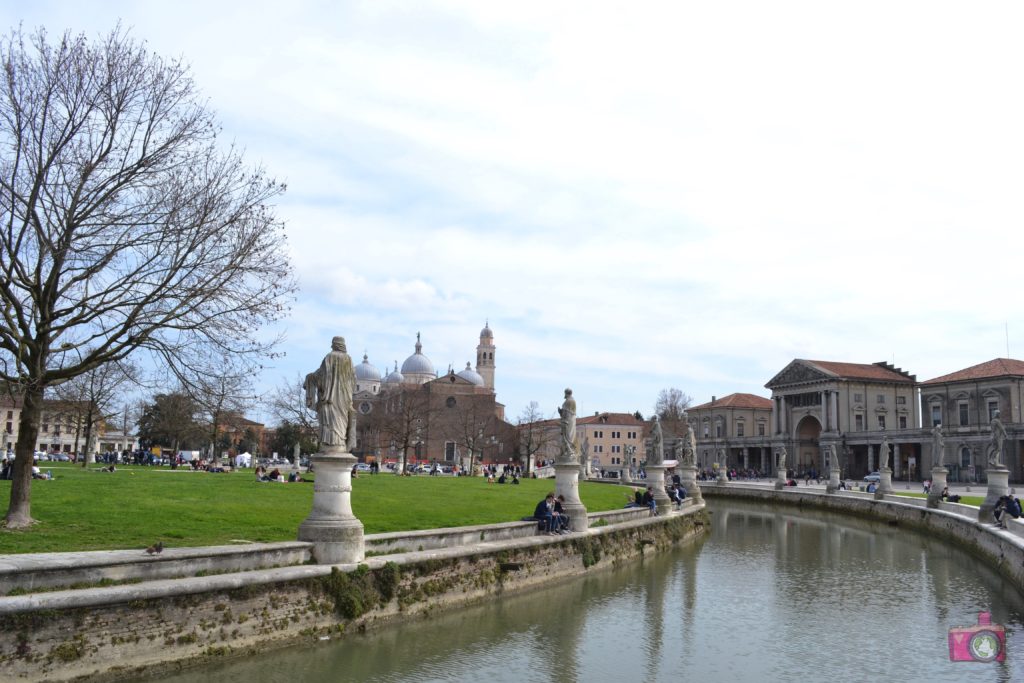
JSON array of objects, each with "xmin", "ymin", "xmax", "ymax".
[
  {"xmin": 355, "ymin": 354, "xmax": 381, "ymax": 382},
  {"xmin": 384, "ymin": 362, "xmax": 405, "ymax": 384},
  {"xmin": 401, "ymin": 333, "xmax": 435, "ymax": 377},
  {"xmin": 480, "ymin": 322, "xmax": 493, "ymax": 339},
  {"xmin": 457, "ymin": 362, "xmax": 484, "ymax": 386}
]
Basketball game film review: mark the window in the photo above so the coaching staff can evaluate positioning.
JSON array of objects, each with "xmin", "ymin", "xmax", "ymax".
[
  {"xmin": 930, "ymin": 405, "xmax": 941, "ymax": 427},
  {"xmin": 854, "ymin": 393, "xmax": 863, "ymax": 402},
  {"xmin": 736, "ymin": 423, "xmax": 745, "ymax": 437},
  {"xmin": 611, "ymin": 431, "xmax": 620, "ymax": 439},
  {"xmin": 703, "ymin": 425, "xmax": 709, "ymax": 437},
  {"xmin": 42, "ymin": 422, "xmax": 48, "ymax": 433},
  {"xmin": 715, "ymin": 424, "xmax": 723, "ymax": 438},
  {"xmin": 612, "ymin": 445, "xmax": 621, "ymax": 453},
  {"xmin": 877, "ymin": 415, "xmax": 886, "ymax": 430},
  {"xmin": 627, "ymin": 431, "xmax": 637, "ymax": 439},
  {"xmin": 597, "ymin": 445, "xmax": 603, "ymax": 453},
  {"xmin": 877, "ymin": 395, "xmax": 886, "ymax": 404},
  {"xmin": 899, "ymin": 416, "xmax": 907, "ymax": 429},
  {"xmin": 593, "ymin": 445, "xmax": 599, "ymax": 453},
  {"xmin": 896, "ymin": 396, "xmax": 906, "ymax": 405},
  {"xmin": 5, "ymin": 422, "xmax": 10, "ymax": 433},
  {"xmin": 445, "ymin": 397, "xmax": 457, "ymax": 408},
  {"xmin": 5, "ymin": 410, "xmax": 10, "ymax": 419},
  {"xmin": 444, "ymin": 442, "xmax": 456, "ymax": 462},
  {"xmin": 961, "ymin": 447, "xmax": 971, "ymax": 468},
  {"xmin": 855, "ymin": 415, "xmax": 864, "ymax": 431},
  {"xmin": 959, "ymin": 402, "xmax": 969, "ymax": 426},
  {"xmin": 988, "ymin": 401, "xmax": 999, "ymax": 420},
  {"xmin": 757, "ymin": 424, "xmax": 765, "ymax": 436},
  {"xmin": 595, "ymin": 431, "xmax": 603, "ymax": 438}
]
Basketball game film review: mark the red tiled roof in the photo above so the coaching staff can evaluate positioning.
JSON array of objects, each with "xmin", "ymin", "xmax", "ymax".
[
  {"xmin": 807, "ymin": 360, "xmax": 915, "ymax": 383},
  {"xmin": 922, "ymin": 358, "xmax": 1024, "ymax": 385},
  {"xmin": 691, "ymin": 393, "xmax": 772, "ymax": 410},
  {"xmin": 577, "ymin": 412, "xmax": 645, "ymax": 426}
]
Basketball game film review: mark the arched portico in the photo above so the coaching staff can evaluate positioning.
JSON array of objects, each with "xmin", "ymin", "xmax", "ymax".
[{"xmin": 794, "ymin": 415, "xmax": 822, "ymax": 473}]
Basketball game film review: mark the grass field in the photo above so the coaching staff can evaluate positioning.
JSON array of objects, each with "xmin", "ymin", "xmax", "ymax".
[{"xmin": 0, "ymin": 464, "xmax": 632, "ymax": 554}]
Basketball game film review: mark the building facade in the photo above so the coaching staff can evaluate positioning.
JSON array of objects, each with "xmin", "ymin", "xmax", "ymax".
[
  {"xmin": 919, "ymin": 358, "xmax": 1024, "ymax": 483},
  {"xmin": 765, "ymin": 359, "xmax": 922, "ymax": 478},
  {"xmin": 686, "ymin": 393, "xmax": 773, "ymax": 472},
  {"xmin": 576, "ymin": 412, "xmax": 647, "ymax": 475}
]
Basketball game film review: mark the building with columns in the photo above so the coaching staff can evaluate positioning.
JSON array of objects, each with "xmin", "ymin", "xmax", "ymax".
[
  {"xmin": 686, "ymin": 393, "xmax": 773, "ymax": 472},
  {"xmin": 919, "ymin": 358, "xmax": 1024, "ymax": 483},
  {"xmin": 765, "ymin": 360, "xmax": 921, "ymax": 478}
]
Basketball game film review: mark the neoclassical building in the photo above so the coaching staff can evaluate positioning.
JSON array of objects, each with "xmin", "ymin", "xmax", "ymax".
[
  {"xmin": 687, "ymin": 393, "xmax": 773, "ymax": 472},
  {"xmin": 765, "ymin": 359, "xmax": 921, "ymax": 477},
  {"xmin": 919, "ymin": 358, "xmax": 1024, "ymax": 483}
]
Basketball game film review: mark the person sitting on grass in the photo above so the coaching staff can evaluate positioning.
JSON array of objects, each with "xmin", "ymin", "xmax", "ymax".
[
  {"xmin": 288, "ymin": 470, "xmax": 305, "ymax": 483},
  {"xmin": 255, "ymin": 465, "xmax": 268, "ymax": 482},
  {"xmin": 533, "ymin": 493, "xmax": 556, "ymax": 535},
  {"xmin": 267, "ymin": 467, "xmax": 282, "ymax": 482}
]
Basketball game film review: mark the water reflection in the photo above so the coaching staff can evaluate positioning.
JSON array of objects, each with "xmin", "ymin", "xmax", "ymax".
[{"xmin": 155, "ymin": 501, "xmax": 1024, "ymax": 683}]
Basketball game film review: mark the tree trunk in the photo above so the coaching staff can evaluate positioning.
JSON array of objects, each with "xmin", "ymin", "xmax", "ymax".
[
  {"xmin": 83, "ymin": 405, "xmax": 96, "ymax": 465},
  {"xmin": 5, "ymin": 386, "xmax": 43, "ymax": 528}
]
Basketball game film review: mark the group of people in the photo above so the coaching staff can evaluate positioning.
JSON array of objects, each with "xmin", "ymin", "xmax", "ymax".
[
  {"xmin": 532, "ymin": 493, "xmax": 571, "ymax": 535},
  {"xmin": 254, "ymin": 465, "xmax": 305, "ymax": 483},
  {"xmin": 993, "ymin": 495, "xmax": 1022, "ymax": 529}
]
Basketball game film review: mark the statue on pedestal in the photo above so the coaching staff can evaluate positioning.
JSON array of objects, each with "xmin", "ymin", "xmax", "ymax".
[
  {"xmin": 987, "ymin": 412, "xmax": 1007, "ymax": 468},
  {"xmin": 304, "ymin": 336, "xmax": 356, "ymax": 451},
  {"xmin": 682, "ymin": 427, "xmax": 697, "ymax": 467},
  {"xmin": 648, "ymin": 415, "xmax": 664, "ymax": 466},
  {"xmin": 558, "ymin": 388, "xmax": 577, "ymax": 463},
  {"xmin": 776, "ymin": 446, "xmax": 787, "ymax": 472},
  {"xmin": 826, "ymin": 444, "xmax": 839, "ymax": 473},
  {"xmin": 931, "ymin": 424, "xmax": 945, "ymax": 467},
  {"xmin": 879, "ymin": 434, "xmax": 890, "ymax": 470}
]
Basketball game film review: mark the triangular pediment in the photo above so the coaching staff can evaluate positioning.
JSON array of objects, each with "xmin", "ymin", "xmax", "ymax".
[{"xmin": 765, "ymin": 360, "xmax": 833, "ymax": 389}]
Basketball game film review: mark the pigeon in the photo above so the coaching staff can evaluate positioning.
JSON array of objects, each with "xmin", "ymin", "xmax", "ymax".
[{"xmin": 145, "ymin": 541, "xmax": 164, "ymax": 555}]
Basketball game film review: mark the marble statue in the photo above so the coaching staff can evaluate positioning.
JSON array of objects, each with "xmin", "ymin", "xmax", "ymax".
[
  {"xmin": 827, "ymin": 444, "xmax": 839, "ymax": 473},
  {"xmin": 987, "ymin": 411, "xmax": 1007, "ymax": 468},
  {"xmin": 683, "ymin": 427, "xmax": 697, "ymax": 467},
  {"xmin": 879, "ymin": 434, "xmax": 890, "ymax": 470},
  {"xmin": 649, "ymin": 415, "xmax": 664, "ymax": 465},
  {"xmin": 305, "ymin": 336, "xmax": 357, "ymax": 450},
  {"xmin": 558, "ymin": 388, "xmax": 577, "ymax": 462},
  {"xmin": 931, "ymin": 424, "xmax": 945, "ymax": 467},
  {"xmin": 776, "ymin": 446, "xmax": 787, "ymax": 471}
]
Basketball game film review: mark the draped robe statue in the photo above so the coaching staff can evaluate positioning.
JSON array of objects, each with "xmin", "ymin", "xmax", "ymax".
[{"xmin": 305, "ymin": 336, "xmax": 357, "ymax": 451}]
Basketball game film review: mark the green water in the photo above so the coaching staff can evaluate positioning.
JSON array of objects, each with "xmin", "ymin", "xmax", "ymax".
[{"xmin": 154, "ymin": 500, "xmax": 1024, "ymax": 682}]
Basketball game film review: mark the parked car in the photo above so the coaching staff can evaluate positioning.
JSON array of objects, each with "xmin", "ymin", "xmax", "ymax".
[
  {"xmin": 355, "ymin": 463, "xmax": 371, "ymax": 472},
  {"xmin": 863, "ymin": 471, "xmax": 881, "ymax": 482}
]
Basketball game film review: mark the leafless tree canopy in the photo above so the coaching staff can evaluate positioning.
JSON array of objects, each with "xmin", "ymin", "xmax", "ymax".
[
  {"xmin": 50, "ymin": 359, "xmax": 137, "ymax": 463},
  {"xmin": 654, "ymin": 387, "xmax": 693, "ymax": 434},
  {"xmin": 0, "ymin": 27, "xmax": 296, "ymax": 526},
  {"xmin": 516, "ymin": 401, "xmax": 552, "ymax": 472}
]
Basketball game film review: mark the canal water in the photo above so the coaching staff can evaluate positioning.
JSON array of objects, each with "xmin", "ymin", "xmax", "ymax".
[{"xmin": 156, "ymin": 500, "xmax": 1024, "ymax": 682}]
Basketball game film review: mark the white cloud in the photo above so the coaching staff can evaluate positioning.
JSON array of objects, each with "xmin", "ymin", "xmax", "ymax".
[{"xmin": 4, "ymin": 0, "xmax": 1024, "ymax": 419}]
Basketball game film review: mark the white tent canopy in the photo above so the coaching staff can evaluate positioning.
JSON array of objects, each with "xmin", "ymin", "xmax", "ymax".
[{"xmin": 235, "ymin": 452, "xmax": 252, "ymax": 468}]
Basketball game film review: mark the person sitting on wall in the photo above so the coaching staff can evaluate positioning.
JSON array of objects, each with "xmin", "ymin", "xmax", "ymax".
[
  {"xmin": 642, "ymin": 486, "xmax": 657, "ymax": 516},
  {"xmin": 866, "ymin": 481, "xmax": 877, "ymax": 493},
  {"xmin": 553, "ymin": 494, "xmax": 571, "ymax": 533},
  {"xmin": 993, "ymin": 495, "xmax": 1022, "ymax": 528},
  {"xmin": 533, "ymin": 493, "xmax": 556, "ymax": 535}
]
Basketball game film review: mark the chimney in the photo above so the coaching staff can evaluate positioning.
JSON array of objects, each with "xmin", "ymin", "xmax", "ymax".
[
  {"xmin": 712, "ymin": 395, "xmax": 717, "ymax": 403},
  {"xmin": 594, "ymin": 411, "xmax": 599, "ymax": 416}
]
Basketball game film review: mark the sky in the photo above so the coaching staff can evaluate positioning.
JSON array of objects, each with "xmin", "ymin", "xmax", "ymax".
[{"xmin": 4, "ymin": 1, "xmax": 1024, "ymax": 424}]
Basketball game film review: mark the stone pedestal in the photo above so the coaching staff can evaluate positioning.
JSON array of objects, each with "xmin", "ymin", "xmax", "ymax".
[
  {"xmin": 298, "ymin": 448, "xmax": 365, "ymax": 564},
  {"xmin": 875, "ymin": 467, "xmax": 893, "ymax": 499},
  {"xmin": 774, "ymin": 468, "xmax": 787, "ymax": 490},
  {"xmin": 621, "ymin": 466, "xmax": 633, "ymax": 484},
  {"xmin": 554, "ymin": 463, "xmax": 589, "ymax": 532},
  {"xmin": 826, "ymin": 468, "xmax": 841, "ymax": 494},
  {"xmin": 979, "ymin": 467, "xmax": 1010, "ymax": 524},
  {"xmin": 680, "ymin": 464, "xmax": 702, "ymax": 504},
  {"xmin": 644, "ymin": 465, "xmax": 673, "ymax": 514},
  {"xmin": 716, "ymin": 466, "xmax": 728, "ymax": 484},
  {"xmin": 927, "ymin": 467, "xmax": 948, "ymax": 509}
]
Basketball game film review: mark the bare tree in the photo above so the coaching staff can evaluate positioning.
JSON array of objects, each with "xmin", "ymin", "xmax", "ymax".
[
  {"xmin": 516, "ymin": 401, "xmax": 554, "ymax": 474},
  {"xmin": 654, "ymin": 388, "xmax": 693, "ymax": 435},
  {"xmin": 50, "ymin": 360, "xmax": 137, "ymax": 465},
  {"xmin": 184, "ymin": 367, "xmax": 255, "ymax": 465},
  {"xmin": 267, "ymin": 373, "xmax": 318, "ymax": 452},
  {"xmin": 371, "ymin": 387, "xmax": 433, "ymax": 474},
  {"xmin": 0, "ymin": 28, "xmax": 295, "ymax": 527},
  {"xmin": 451, "ymin": 396, "xmax": 494, "ymax": 476}
]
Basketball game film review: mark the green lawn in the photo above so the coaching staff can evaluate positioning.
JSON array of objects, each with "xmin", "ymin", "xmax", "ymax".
[
  {"xmin": 894, "ymin": 491, "xmax": 985, "ymax": 507},
  {"xmin": 0, "ymin": 464, "xmax": 632, "ymax": 554}
]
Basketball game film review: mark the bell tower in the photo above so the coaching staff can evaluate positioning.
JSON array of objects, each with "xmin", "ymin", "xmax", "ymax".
[{"xmin": 476, "ymin": 321, "xmax": 496, "ymax": 391}]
